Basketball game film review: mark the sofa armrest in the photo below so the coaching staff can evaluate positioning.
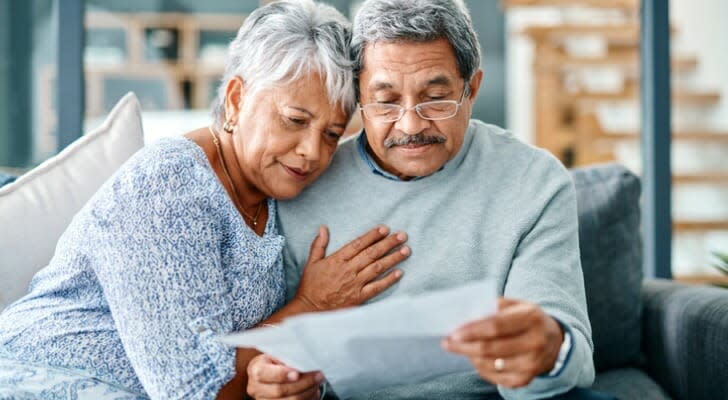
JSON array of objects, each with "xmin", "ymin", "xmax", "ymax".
[{"xmin": 641, "ymin": 278, "xmax": 728, "ymax": 400}]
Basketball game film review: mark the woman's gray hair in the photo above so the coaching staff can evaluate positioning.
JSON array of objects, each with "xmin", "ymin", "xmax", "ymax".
[
  {"xmin": 212, "ymin": 0, "xmax": 355, "ymax": 127},
  {"xmin": 351, "ymin": 0, "xmax": 481, "ymax": 96}
]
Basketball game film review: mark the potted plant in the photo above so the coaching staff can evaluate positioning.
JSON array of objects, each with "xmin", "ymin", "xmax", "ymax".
[{"xmin": 711, "ymin": 251, "xmax": 728, "ymax": 288}]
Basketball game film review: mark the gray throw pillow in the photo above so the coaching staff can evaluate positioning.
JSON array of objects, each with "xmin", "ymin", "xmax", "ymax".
[{"xmin": 570, "ymin": 163, "xmax": 643, "ymax": 371}]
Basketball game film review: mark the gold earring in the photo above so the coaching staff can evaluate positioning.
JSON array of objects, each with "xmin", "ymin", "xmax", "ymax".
[{"xmin": 223, "ymin": 120, "xmax": 235, "ymax": 133}]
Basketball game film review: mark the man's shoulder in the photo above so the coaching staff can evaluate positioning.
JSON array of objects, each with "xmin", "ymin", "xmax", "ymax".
[{"xmin": 466, "ymin": 119, "xmax": 569, "ymax": 184}]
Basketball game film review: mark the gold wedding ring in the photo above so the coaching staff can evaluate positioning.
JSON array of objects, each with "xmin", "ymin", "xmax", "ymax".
[{"xmin": 494, "ymin": 357, "xmax": 505, "ymax": 372}]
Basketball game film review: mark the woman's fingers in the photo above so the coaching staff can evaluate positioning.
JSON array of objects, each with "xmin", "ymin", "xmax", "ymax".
[
  {"xmin": 331, "ymin": 225, "xmax": 390, "ymax": 261},
  {"xmin": 253, "ymin": 372, "xmax": 322, "ymax": 398},
  {"xmin": 248, "ymin": 355, "xmax": 297, "ymax": 384},
  {"xmin": 247, "ymin": 355, "xmax": 324, "ymax": 399},
  {"xmin": 257, "ymin": 383, "xmax": 320, "ymax": 400},
  {"xmin": 306, "ymin": 226, "xmax": 329, "ymax": 263},
  {"xmin": 357, "ymin": 243, "xmax": 410, "ymax": 281},
  {"xmin": 359, "ymin": 250, "xmax": 408, "ymax": 299},
  {"xmin": 349, "ymin": 231, "xmax": 408, "ymax": 273}
]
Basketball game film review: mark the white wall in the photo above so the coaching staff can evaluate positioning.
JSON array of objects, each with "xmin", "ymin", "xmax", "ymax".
[{"xmin": 670, "ymin": 0, "xmax": 728, "ymax": 129}]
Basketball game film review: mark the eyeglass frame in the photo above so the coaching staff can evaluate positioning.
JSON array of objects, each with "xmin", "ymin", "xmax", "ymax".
[{"xmin": 358, "ymin": 82, "xmax": 469, "ymax": 123}]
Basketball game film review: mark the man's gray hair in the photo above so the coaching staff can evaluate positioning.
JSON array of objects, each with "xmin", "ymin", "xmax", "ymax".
[
  {"xmin": 352, "ymin": 0, "xmax": 481, "ymax": 96},
  {"xmin": 212, "ymin": 0, "xmax": 355, "ymax": 127}
]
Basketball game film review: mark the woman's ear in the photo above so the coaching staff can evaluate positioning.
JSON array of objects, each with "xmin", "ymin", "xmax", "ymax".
[{"xmin": 224, "ymin": 76, "xmax": 247, "ymax": 124}]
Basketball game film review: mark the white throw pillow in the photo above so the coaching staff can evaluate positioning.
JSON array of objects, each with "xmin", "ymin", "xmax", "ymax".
[{"xmin": 0, "ymin": 92, "xmax": 144, "ymax": 309}]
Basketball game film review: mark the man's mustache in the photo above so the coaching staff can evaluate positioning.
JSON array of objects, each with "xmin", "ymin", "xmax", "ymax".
[{"xmin": 384, "ymin": 133, "xmax": 446, "ymax": 149}]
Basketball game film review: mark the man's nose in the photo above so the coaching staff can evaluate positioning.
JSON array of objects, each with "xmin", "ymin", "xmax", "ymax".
[{"xmin": 394, "ymin": 106, "xmax": 431, "ymax": 135}]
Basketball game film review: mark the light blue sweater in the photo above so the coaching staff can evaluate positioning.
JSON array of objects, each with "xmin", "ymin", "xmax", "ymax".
[{"xmin": 277, "ymin": 120, "xmax": 595, "ymax": 400}]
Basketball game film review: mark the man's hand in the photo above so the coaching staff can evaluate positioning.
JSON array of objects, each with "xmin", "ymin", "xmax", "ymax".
[
  {"xmin": 247, "ymin": 354, "xmax": 323, "ymax": 400},
  {"xmin": 441, "ymin": 297, "xmax": 564, "ymax": 388}
]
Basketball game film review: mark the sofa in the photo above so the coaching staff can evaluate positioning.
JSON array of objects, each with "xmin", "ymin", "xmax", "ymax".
[
  {"xmin": 0, "ymin": 94, "xmax": 726, "ymax": 399},
  {"xmin": 571, "ymin": 164, "xmax": 728, "ymax": 400}
]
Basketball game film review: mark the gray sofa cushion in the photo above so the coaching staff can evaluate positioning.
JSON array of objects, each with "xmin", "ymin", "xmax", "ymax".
[
  {"xmin": 593, "ymin": 368, "xmax": 670, "ymax": 400},
  {"xmin": 642, "ymin": 280, "xmax": 728, "ymax": 400},
  {"xmin": 570, "ymin": 163, "xmax": 643, "ymax": 371}
]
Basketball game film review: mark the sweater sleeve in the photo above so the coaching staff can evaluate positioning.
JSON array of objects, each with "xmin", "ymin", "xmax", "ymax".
[
  {"xmin": 498, "ymin": 152, "xmax": 595, "ymax": 400},
  {"xmin": 89, "ymin": 156, "xmax": 236, "ymax": 399}
]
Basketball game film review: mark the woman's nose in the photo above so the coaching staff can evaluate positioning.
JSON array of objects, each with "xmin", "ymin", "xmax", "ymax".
[{"xmin": 296, "ymin": 129, "xmax": 321, "ymax": 161}]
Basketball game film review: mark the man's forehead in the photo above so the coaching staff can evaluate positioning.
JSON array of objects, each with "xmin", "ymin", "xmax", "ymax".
[
  {"xmin": 359, "ymin": 39, "xmax": 460, "ymax": 91},
  {"xmin": 366, "ymin": 75, "xmax": 457, "ymax": 92}
]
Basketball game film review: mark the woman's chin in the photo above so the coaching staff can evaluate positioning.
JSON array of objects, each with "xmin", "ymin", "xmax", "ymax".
[{"xmin": 267, "ymin": 184, "xmax": 306, "ymax": 200}]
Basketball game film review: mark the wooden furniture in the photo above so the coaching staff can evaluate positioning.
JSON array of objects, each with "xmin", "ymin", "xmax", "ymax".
[
  {"xmin": 83, "ymin": 11, "xmax": 246, "ymax": 115},
  {"xmin": 39, "ymin": 11, "xmax": 247, "ymax": 143}
]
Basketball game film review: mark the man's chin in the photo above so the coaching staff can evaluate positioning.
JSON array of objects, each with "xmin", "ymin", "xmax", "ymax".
[
  {"xmin": 388, "ymin": 153, "xmax": 447, "ymax": 179},
  {"xmin": 389, "ymin": 164, "xmax": 444, "ymax": 180}
]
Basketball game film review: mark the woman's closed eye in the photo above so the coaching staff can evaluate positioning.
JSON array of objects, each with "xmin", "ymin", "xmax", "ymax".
[
  {"xmin": 288, "ymin": 117, "xmax": 307, "ymax": 126},
  {"xmin": 324, "ymin": 130, "xmax": 342, "ymax": 143}
]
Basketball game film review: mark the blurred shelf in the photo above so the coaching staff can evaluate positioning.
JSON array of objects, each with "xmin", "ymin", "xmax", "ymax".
[
  {"xmin": 566, "ymin": 88, "xmax": 721, "ymax": 105},
  {"xmin": 674, "ymin": 274, "xmax": 728, "ymax": 287},
  {"xmin": 85, "ymin": 63, "xmax": 226, "ymax": 77},
  {"xmin": 672, "ymin": 174, "xmax": 728, "ymax": 184},
  {"xmin": 674, "ymin": 221, "xmax": 728, "ymax": 232},
  {"xmin": 598, "ymin": 131, "xmax": 728, "ymax": 142},
  {"xmin": 539, "ymin": 54, "xmax": 698, "ymax": 73},
  {"xmin": 525, "ymin": 24, "xmax": 640, "ymax": 44},
  {"xmin": 524, "ymin": 24, "xmax": 681, "ymax": 47},
  {"xmin": 503, "ymin": 0, "xmax": 638, "ymax": 9}
]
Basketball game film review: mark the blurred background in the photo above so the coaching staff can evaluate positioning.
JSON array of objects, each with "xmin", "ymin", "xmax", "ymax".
[{"xmin": 0, "ymin": 0, "xmax": 726, "ymax": 282}]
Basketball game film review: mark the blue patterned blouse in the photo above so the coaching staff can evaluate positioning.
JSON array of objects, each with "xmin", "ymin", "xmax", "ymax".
[{"xmin": 0, "ymin": 137, "xmax": 286, "ymax": 399}]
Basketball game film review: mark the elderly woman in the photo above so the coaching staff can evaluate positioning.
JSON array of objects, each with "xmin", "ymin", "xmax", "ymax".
[{"xmin": 0, "ymin": 1, "xmax": 410, "ymax": 399}]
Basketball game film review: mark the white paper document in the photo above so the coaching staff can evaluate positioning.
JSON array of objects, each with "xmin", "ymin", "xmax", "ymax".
[{"xmin": 219, "ymin": 279, "xmax": 497, "ymax": 398}]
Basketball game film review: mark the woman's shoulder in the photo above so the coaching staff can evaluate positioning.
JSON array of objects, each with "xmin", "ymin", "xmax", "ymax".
[
  {"xmin": 91, "ymin": 136, "xmax": 223, "ymax": 213},
  {"xmin": 128, "ymin": 136, "xmax": 207, "ymax": 171},
  {"xmin": 117, "ymin": 137, "xmax": 214, "ymax": 190}
]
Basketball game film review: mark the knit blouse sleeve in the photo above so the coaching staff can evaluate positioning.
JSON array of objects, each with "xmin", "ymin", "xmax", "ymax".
[{"xmin": 88, "ymin": 153, "xmax": 237, "ymax": 399}]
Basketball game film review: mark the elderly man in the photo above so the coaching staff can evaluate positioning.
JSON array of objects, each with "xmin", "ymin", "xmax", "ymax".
[{"xmin": 247, "ymin": 0, "xmax": 600, "ymax": 399}]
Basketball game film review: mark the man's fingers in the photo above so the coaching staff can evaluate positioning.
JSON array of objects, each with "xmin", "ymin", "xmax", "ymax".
[
  {"xmin": 331, "ymin": 225, "xmax": 389, "ymax": 261},
  {"xmin": 451, "ymin": 302, "xmax": 535, "ymax": 341},
  {"xmin": 497, "ymin": 297, "xmax": 520, "ymax": 310},
  {"xmin": 306, "ymin": 226, "xmax": 329, "ymax": 263},
  {"xmin": 347, "ymin": 231, "xmax": 408, "ymax": 272},
  {"xmin": 442, "ymin": 328, "xmax": 542, "ymax": 358},
  {"xmin": 472, "ymin": 353, "xmax": 541, "ymax": 388}
]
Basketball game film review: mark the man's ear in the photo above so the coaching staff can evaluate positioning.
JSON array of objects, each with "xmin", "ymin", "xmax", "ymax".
[
  {"xmin": 224, "ymin": 76, "xmax": 247, "ymax": 123},
  {"xmin": 467, "ymin": 69, "xmax": 484, "ymax": 102}
]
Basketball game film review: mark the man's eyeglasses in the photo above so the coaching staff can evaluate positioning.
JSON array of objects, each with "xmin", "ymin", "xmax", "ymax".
[{"xmin": 359, "ymin": 84, "xmax": 468, "ymax": 124}]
